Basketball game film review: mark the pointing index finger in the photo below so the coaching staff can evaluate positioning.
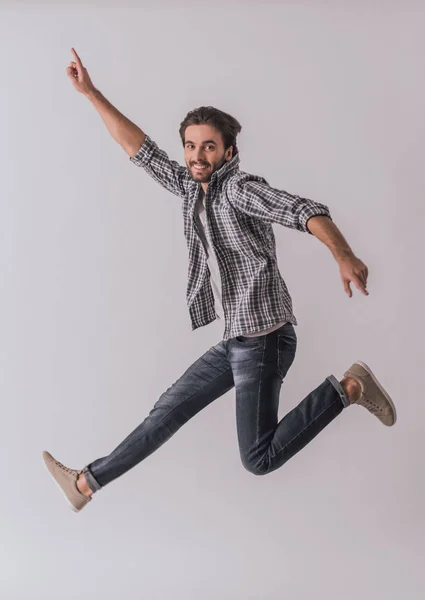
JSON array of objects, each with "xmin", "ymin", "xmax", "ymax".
[{"xmin": 71, "ymin": 47, "xmax": 83, "ymax": 67}]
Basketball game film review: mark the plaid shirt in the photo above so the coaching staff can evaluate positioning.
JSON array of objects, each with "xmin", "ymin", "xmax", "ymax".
[{"xmin": 129, "ymin": 135, "xmax": 332, "ymax": 341}]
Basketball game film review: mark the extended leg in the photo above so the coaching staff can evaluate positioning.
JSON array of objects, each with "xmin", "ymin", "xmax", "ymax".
[
  {"xmin": 43, "ymin": 342, "xmax": 234, "ymax": 512},
  {"xmin": 82, "ymin": 345, "xmax": 234, "ymax": 492}
]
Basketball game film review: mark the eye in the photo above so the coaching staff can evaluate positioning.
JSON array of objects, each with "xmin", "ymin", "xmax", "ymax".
[{"xmin": 186, "ymin": 144, "xmax": 215, "ymax": 150}]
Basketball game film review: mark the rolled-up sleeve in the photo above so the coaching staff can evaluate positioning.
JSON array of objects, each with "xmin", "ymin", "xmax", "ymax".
[
  {"xmin": 129, "ymin": 135, "xmax": 191, "ymax": 199},
  {"xmin": 229, "ymin": 174, "xmax": 332, "ymax": 234}
]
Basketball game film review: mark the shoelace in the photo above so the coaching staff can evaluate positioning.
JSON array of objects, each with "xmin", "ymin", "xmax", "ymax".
[
  {"xmin": 54, "ymin": 459, "xmax": 77, "ymax": 476},
  {"xmin": 357, "ymin": 396, "xmax": 383, "ymax": 414},
  {"xmin": 350, "ymin": 373, "xmax": 385, "ymax": 415}
]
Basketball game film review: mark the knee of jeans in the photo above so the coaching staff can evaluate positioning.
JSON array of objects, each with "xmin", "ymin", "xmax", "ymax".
[{"xmin": 240, "ymin": 455, "xmax": 269, "ymax": 476}]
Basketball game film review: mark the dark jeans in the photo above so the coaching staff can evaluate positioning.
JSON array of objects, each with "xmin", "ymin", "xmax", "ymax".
[{"xmin": 82, "ymin": 323, "xmax": 349, "ymax": 493}]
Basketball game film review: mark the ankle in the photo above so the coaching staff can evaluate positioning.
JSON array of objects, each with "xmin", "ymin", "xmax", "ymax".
[
  {"xmin": 340, "ymin": 377, "xmax": 362, "ymax": 404},
  {"xmin": 77, "ymin": 473, "xmax": 94, "ymax": 497}
]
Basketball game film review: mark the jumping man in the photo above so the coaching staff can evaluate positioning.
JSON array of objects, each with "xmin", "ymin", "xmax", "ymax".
[{"xmin": 43, "ymin": 48, "xmax": 397, "ymax": 512}]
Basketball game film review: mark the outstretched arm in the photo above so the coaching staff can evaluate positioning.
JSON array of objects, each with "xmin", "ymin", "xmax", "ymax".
[
  {"xmin": 67, "ymin": 48, "xmax": 146, "ymax": 157},
  {"xmin": 228, "ymin": 175, "xmax": 369, "ymax": 298},
  {"xmin": 306, "ymin": 215, "xmax": 369, "ymax": 298},
  {"xmin": 66, "ymin": 48, "xmax": 190, "ymax": 200}
]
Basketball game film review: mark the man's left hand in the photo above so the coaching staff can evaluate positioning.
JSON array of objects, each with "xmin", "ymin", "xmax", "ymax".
[{"xmin": 338, "ymin": 254, "xmax": 369, "ymax": 297}]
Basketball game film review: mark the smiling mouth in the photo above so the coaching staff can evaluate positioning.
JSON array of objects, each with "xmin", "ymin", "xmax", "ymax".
[{"xmin": 192, "ymin": 164, "xmax": 209, "ymax": 171}]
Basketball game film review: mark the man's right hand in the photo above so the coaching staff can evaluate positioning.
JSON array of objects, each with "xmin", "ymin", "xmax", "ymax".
[
  {"xmin": 65, "ymin": 49, "xmax": 146, "ymax": 157},
  {"xmin": 66, "ymin": 48, "xmax": 96, "ymax": 97}
]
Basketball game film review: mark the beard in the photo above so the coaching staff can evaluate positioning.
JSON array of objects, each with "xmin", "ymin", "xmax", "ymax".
[{"xmin": 187, "ymin": 156, "xmax": 228, "ymax": 182}]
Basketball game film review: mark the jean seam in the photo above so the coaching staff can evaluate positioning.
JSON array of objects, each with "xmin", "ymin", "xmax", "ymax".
[
  {"xmin": 255, "ymin": 338, "xmax": 267, "ymax": 467},
  {"xmin": 277, "ymin": 334, "xmax": 282, "ymax": 378},
  {"xmin": 267, "ymin": 394, "xmax": 340, "ymax": 463}
]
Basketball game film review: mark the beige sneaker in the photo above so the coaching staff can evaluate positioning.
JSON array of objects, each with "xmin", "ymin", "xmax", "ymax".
[
  {"xmin": 343, "ymin": 361, "xmax": 397, "ymax": 426},
  {"xmin": 42, "ymin": 451, "xmax": 92, "ymax": 512}
]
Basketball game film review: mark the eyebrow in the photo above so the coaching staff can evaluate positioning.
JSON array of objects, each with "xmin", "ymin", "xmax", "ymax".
[{"xmin": 185, "ymin": 140, "xmax": 217, "ymax": 145}]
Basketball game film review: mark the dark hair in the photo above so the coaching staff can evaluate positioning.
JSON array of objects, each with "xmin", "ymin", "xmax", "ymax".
[{"xmin": 179, "ymin": 106, "xmax": 242, "ymax": 156}]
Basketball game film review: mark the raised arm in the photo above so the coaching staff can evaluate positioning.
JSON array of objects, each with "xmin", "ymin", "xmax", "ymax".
[
  {"xmin": 66, "ymin": 48, "xmax": 190, "ymax": 199},
  {"xmin": 86, "ymin": 88, "xmax": 146, "ymax": 159},
  {"xmin": 67, "ymin": 48, "xmax": 146, "ymax": 157}
]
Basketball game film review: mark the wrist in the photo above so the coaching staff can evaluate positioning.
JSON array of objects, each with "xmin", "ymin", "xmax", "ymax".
[
  {"xmin": 334, "ymin": 247, "xmax": 354, "ymax": 262},
  {"xmin": 85, "ymin": 88, "xmax": 100, "ymax": 102}
]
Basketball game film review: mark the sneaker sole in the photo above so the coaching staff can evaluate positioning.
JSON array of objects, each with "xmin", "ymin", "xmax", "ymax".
[
  {"xmin": 355, "ymin": 361, "xmax": 397, "ymax": 425},
  {"xmin": 42, "ymin": 456, "xmax": 81, "ymax": 513}
]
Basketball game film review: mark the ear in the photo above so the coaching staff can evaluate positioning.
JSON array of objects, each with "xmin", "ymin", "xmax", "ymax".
[{"xmin": 226, "ymin": 146, "xmax": 233, "ymax": 160}]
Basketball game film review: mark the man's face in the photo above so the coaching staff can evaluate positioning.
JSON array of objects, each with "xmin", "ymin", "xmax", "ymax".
[{"xmin": 184, "ymin": 124, "xmax": 233, "ymax": 184}]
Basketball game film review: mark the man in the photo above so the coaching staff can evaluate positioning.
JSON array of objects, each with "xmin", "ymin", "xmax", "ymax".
[{"xmin": 43, "ymin": 48, "xmax": 396, "ymax": 513}]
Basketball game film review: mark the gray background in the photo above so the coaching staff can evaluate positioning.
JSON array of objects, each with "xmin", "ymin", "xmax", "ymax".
[{"xmin": 1, "ymin": 1, "xmax": 424, "ymax": 598}]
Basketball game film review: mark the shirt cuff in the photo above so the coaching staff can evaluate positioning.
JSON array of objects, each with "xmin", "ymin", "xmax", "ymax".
[
  {"xmin": 299, "ymin": 204, "xmax": 332, "ymax": 235},
  {"xmin": 129, "ymin": 134, "xmax": 155, "ymax": 167}
]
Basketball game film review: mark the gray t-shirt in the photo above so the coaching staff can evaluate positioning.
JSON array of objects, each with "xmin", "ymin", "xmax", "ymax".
[{"xmin": 195, "ymin": 188, "xmax": 286, "ymax": 338}]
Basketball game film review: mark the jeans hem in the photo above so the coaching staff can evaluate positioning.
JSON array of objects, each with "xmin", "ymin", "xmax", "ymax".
[
  {"xmin": 82, "ymin": 465, "xmax": 102, "ymax": 493},
  {"xmin": 326, "ymin": 374, "xmax": 349, "ymax": 408}
]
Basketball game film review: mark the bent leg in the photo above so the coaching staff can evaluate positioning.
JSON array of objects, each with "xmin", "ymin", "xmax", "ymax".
[{"xmin": 230, "ymin": 324, "xmax": 348, "ymax": 475}]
